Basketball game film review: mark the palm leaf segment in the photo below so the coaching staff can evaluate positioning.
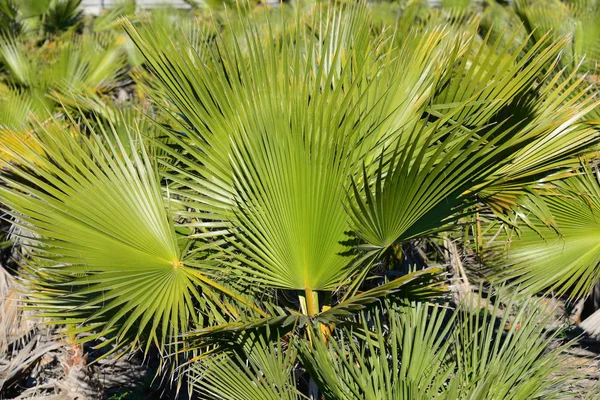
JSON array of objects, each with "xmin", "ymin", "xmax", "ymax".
[
  {"xmin": 515, "ymin": 0, "xmax": 600, "ymax": 120},
  {"xmin": 299, "ymin": 296, "xmax": 571, "ymax": 400},
  {"xmin": 0, "ymin": 119, "xmax": 239, "ymax": 353},
  {"xmin": 189, "ymin": 331, "xmax": 304, "ymax": 400}
]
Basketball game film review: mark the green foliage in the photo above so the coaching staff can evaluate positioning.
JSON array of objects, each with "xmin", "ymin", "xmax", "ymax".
[
  {"xmin": 496, "ymin": 167, "xmax": 600, "ymax": 298},
  {"xmin": 298, "ymin": 295, "xmax": 572, "ymax": 400},
  {"xmin": 189, "ymin": 331, "xmax": 304, "ymax": 400},
  {"xmin": 0, "ymin": 120, "xmax": 194, "ymax": 353},
  {"xmin": 0, "ymin": 0, "xmax": 22, "ymax": 36},
  {"xmin": 0, "ymin": 0, "xmax": 599, "ymax": 397}
]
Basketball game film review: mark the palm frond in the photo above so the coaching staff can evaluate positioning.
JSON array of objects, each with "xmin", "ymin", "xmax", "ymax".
[
  {"xmin": 0, "ymin": 116, "xmax": 246, "ymax": 355},
  {"xmin": 495, "ymin": 167, "xmax": 600, "ymax": 298},
  {"xmin": 189, "ymin": 331, "xmax": 304, "ymax": 400},
  {"xmin": 125, "ymin": 3, "xmax": 380, "ymax": 292},
  {"xmin": 299, "ymin": 292, "xmax": 573, "ymax": 400}
]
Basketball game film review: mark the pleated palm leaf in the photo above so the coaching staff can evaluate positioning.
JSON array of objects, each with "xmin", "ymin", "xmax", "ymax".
[
  {"xmin": 431, "ymin": 28, "xmax": 564, "ymax": 128},
  {"xmin": 515, "ymin": 0, "xmax": 600, "ymax": 120},
  {"xmin": 347, "ymin": 44, "xmax": 598, "ymax": 253},
  {"xmin": 0, "ymin": 31, "xmax": 129, "ymax": 151},
  {"xmin": 124, "ymin": 4, "xmax": 426, "ymax": 303},
  {"xmin": 0, "ymin": 118, "xmax": 259, "ymax": 355},
  {"xmin": 428, "ymin": 1, "xmax": 600, "ymax": 219},
  {"xmin": 0, "ymin": 30, "xmax": 127, "ymax": 96},
  {"xmin": 129, "ymin": 12, "xmax": 437, "ymax": 320},
  {"xmin": 0, "ymin": 32, "xmax": 129, "ymax": 172},
  {"xmin": 298, "ymin": 294, "xmax": 573, "ymax": 400},
  {"xmin": 495, "ymin": 167, "xmax": 600, "ymax": 298},
  {"xmin": 452, "ymin": 294, "xmax": 573, "ymax": 399},
  {"xmin": 124, "ymin": 1, "xmax": 589, "ymax": 317},
  {"xmin": 299, "ymin": 300, "xmax": 454, "ymax": 400},
  {"xmin": 189, "ymin": 331, "xmax": 304, "ymax": 400},
  {"xmin": 474, "ymin": 69, "xmax": 600, "ymax": 215}
]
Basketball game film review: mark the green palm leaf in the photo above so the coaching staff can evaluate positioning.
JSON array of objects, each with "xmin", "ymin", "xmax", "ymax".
[
  {"xmin": 180, "ymin": 267, "xmax": 445, "ymax": 353},
  {"xmin": 432, "ymin": 28, "xmax": 564, "ymax": 128},
  {"xmin": 125, "ymin": 4, "xmax": 378, "ymax": 292},
  {"xmin": 497, "ymin": 167, "xmax": 600, "ymax": 298},
  {"xmin": 299, "ymin": 301, "xmax": 455, "ymax": 400},
  {"xmin": 189, "ymin": 331, "xmax": 304, "ymax": 400},
  {"xmin": 452, "ymin": 293, "xmax": 571, "ymax": 399},
  {"xmin": 299, "ymin": 293, "xmax": 573, "ymax": 400},
  {"xmin": 0, "ymin": 117, "xmax": 247, "ymax": 353}
]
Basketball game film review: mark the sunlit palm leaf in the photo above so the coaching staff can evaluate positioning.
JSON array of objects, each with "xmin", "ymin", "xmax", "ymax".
[
  {"xmin": 125, "ymin": 4, "xmax": 409, "ymax": 292},
  {"xmin": 433, "ymin": 28, "xmax": 565, "ymax": 128},
  {"xmin": 0, "ymin": 118, "xmax": 244, "ymax": 354},
  {"xmin": 299, "ymin": 293, "xmax": 573, "ymax": 400},
  {"xmin": 299, "ymin": 301, "xmax": 455, "ymax": 400},
  {"xmin": 452, "ymin": 292, "xmax": 572, "ymax": 399},
  {"xmin": 477, "ymin": 69, "xmax": 600, "ymax": 215}
]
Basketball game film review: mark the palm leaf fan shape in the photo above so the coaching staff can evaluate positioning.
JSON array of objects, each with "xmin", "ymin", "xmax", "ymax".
[
  {"xmin": 126, "ymin": 2, "xmax": 585, "ymax": 299},
  {"xmin": 299, "ymin": 294, "xmax": 572, "ymax": 400},
  {"xmin": 189, "ymin": 330, "xmax": 303, "ymax": 400},
  {"xmin": 496, "ymin": 167, "xmax": 600, "ymax": 298},
  {"xmin": 0, "ymin": 117, "xmax": 249, "ymax": 354},
  {"xmin": 298, "ymin": 300, "xmax": 454, "ymax": 400},
  {"xmin": 125, "ymin": 4, "xmax": 403, "ymax": 295}
]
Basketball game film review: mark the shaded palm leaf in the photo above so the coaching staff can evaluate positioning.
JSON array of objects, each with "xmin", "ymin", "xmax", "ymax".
[
  {"xmin": 496, "ymin": 167, "xmax": 600, "ymax": 298},
  {"xmin": 181, "ymin": 267, "xmax": 445, "ymax": 353}
]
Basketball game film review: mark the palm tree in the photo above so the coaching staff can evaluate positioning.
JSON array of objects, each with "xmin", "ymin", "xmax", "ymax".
[{"xmin": 1, "ymin": 1, "xmax": 599, "ymax": 397}]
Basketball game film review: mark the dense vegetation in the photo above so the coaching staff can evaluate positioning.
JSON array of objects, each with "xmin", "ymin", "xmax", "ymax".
[{"xmin": 1, "ymin": 0, "xmax": 600, "ymax": 398}]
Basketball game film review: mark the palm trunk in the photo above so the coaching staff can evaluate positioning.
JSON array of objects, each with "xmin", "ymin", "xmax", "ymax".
[{"xmin": 59, "ymin": 343, "xmax": 102, "ymax": 399}]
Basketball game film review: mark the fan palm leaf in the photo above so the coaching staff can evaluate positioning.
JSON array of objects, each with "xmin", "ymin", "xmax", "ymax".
[
  {"xmin": 496, "ymin": 167, "xmax": 600, "ymax": 298},
  {"xmin": 189, "ymin": 331, "xmax": 304, "ymax": 400},
  {"xmin": 0, "ymin": 117, "xmax": 255, "ymax": 354},
  {"xmin": 125, "ymin": 4, "xmax": 390, "ymax": 293},
  {"xmin": 299, "ymin": 293, "xmax": 573, "ymax": 400},
  {"xmin": 125, "ymin": 2, "xmax": 581, "ymax": 299}
]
